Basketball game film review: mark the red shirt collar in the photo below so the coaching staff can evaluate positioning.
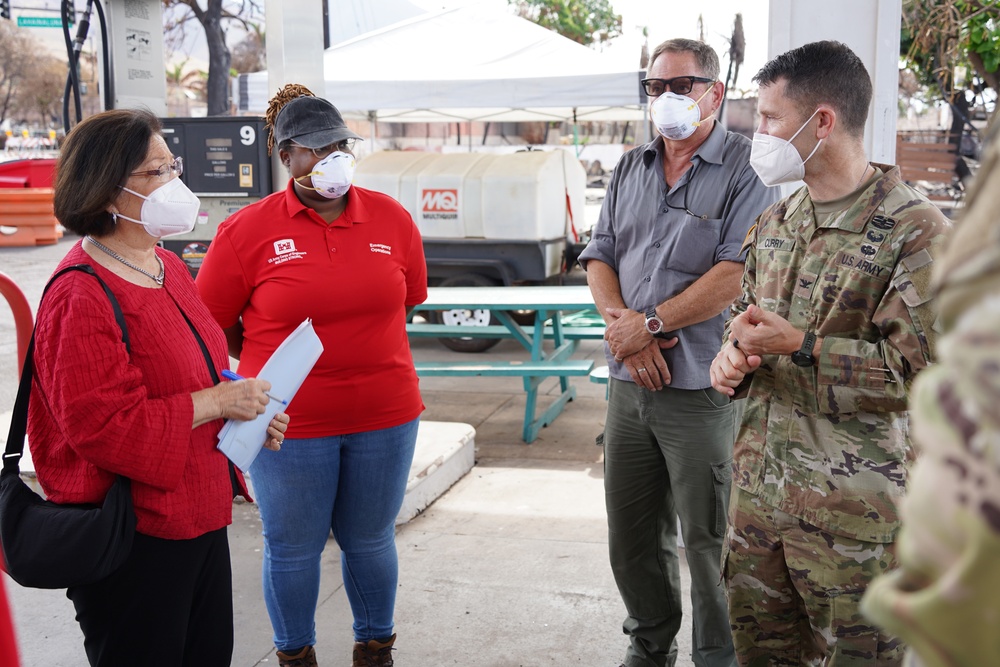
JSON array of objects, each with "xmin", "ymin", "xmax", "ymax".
[{"xmin": 281, "ymin": 179, "xmax": 369, "ymax": 228}]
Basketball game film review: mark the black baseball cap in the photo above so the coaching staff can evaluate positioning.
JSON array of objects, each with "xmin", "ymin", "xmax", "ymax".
[{"xmin": 273, "ymin": 96, "xmax": 362, "ymax": 148}]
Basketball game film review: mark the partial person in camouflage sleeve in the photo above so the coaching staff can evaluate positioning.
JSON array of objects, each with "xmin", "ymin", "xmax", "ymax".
[
  {"xmin": 860, "ymin": 121, "xmax": 1000, "ymax": 666},
  {"xmin": 708, "ymin": 41, "xmax": 951, "ymax": 666},
  {"xmin": 579, "ymin": 38, "xmax": 777, "ymax": 667}
]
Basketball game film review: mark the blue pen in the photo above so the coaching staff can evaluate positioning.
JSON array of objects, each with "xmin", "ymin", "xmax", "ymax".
[{"xmin": 221, "ymin": 369, "xmax": 288, "ymax": 405}]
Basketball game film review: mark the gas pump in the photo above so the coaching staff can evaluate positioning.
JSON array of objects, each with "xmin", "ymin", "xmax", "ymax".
[
  {"xmin": 158, "ymin": 117, "xmax": 272, "ymax": 277},
  {"xmin": 52, "ymin": 1, "xmax": 273, "ymax": 277}
]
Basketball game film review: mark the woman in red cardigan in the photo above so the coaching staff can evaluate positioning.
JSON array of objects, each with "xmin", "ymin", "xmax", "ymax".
[{"xmin": 27, "ymin": 108, "xmax": 288, "ymax": 667}]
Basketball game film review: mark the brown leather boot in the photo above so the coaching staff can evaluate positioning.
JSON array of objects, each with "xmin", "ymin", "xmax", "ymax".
[
  {"xmin": 275, "ymin": 645, "xmax": 318, "ymax": 667},
  {"xmin": 352, "ymin": 634, "xmax": 396, "ymax": 666}
]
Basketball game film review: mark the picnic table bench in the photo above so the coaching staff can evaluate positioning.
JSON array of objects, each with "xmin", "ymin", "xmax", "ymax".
[
  {"xmin": 410, "ymin": 285, "xmax": 601, "ymax": 442},
  {"xmin": 413, "ymin": 359, "xmax": 596, "ymax": 377},
  {"xmin": 406, "ymin": 323, "xmax": 605, "ymax": 341}
]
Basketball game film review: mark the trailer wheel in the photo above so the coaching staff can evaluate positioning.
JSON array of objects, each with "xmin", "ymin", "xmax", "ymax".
[
  {"xmin": 429, "ymin": 273, "xmax": 502, "ymax": 353},
  {"xmin": 508, "ymin": 309, "xmax": 537, "ymax": 326}
]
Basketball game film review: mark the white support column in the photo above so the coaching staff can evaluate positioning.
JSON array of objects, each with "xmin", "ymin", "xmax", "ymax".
[
  {"xmin": 265, "ymin": 0, "xmax": 327, "ymax": 190},
  {"xmin": 767, "ymin": 0, "xmax": 902, "ymax": 164}
]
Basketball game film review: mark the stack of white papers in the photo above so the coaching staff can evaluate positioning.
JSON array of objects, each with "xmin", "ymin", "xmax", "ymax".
[{"xmin": 217, "ymin": 318, "xmax": 324, "ymax": 471}]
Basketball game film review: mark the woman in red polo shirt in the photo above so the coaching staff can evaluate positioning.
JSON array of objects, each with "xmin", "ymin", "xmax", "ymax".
[{"xmin": 196, "ymin": 85, "xmax": 427, "ymax": 667}]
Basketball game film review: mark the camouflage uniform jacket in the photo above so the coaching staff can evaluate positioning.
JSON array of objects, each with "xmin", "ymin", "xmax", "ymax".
[
  {"xmin": 861, "ymin": 129, "xmax": 1000, "ymax": 666},
  {"xmin": 728, "ymin": 164, "xmax": 951, "ymax": 542}
]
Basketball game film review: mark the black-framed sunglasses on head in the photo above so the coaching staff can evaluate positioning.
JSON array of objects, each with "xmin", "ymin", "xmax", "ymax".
[
  {"xmin": 641, "ymin": 76, "xmax": 715, "ymax": 97},
  {"xmin": 293, "ymin": 138, "xmax": 357, "ymax": 160}
]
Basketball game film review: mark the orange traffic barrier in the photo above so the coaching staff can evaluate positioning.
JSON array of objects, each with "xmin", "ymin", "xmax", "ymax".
[{"xmin": 0, "ymin": 187, "xmax": 62, "ymax": 247}]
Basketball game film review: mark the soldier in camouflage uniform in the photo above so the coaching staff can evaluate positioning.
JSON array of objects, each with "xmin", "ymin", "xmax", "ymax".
[
  {"xmin": 860, "ymin": 122, "xmax": 1000, "ymax": 666},
  {"xmin": 708, "ymin": 41, "xmax": 952, "ymax": 665}
]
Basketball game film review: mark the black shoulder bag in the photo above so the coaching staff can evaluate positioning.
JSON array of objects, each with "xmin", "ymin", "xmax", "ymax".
[{"xmin": 0, "ymin": 265, "xmax": 137, "ymax": 589}]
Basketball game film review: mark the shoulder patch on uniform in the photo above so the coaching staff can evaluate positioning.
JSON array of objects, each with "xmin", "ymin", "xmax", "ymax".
[
  {"xmin": 893, "ymin": 255, "xmax": 935, "ymax": 308},
  {"xmin": 741, "ymin": 223, "xmax": 757, "ymax": 254},
  {"xmin": 901, "ymin": 248, "xmax": 933, "ymax": 273}
]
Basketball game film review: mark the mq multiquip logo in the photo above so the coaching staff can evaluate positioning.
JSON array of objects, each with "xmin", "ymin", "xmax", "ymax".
[{"xmin": 420, "ymin": 189, "xmax": 458, "ymax": 220}]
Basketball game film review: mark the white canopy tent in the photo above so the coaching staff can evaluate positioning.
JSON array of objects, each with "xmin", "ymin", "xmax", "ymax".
[
  {"xmin": 326, "ymin": 0, "xmax": 425, "ymax": 47},
  {"xmin": 235, "ymin": 4, "xmax": 647, "ymax": 124}
]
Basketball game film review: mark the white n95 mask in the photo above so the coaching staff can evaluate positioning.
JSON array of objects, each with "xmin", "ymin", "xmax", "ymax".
[
  {"xmin": 117, "ymin": 177, "xmax": 201, "ymax": 238},
  {"xmin": 649, "ymin": 88, "xmax": 715, "ymax": 141},
  {"xmin": 749, "ymin": 108, "xmax": 823, "ymax": 187},
  {"xmin": 295, "ymin": 151, "xmax": 356, "ymax": 199}
]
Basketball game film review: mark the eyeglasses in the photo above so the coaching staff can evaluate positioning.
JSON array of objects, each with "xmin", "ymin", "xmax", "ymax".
[
  {"xmin": 641, "ymin": 76, "xmax": 715, "ymax": 97},
  {"xmin": 131, "ymin": 156, "xmax": 183, "ymax": 181},
  {"xmin": 664, "ymin": 163, "xmax": 709, "ymax": 220},
  {"xmin": 292, "ymin": 138, "xmax": 357, "ymax": 159}
]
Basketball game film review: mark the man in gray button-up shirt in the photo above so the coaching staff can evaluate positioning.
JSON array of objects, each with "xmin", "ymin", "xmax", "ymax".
[{"xmin": 578, "ymin": 38, "xmax": 777, "ymax": 667}]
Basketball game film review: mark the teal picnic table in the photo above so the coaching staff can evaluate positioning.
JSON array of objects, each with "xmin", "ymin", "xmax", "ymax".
[{"xmin": 409, "ymin": 285, "xmax": 602, "ymax": 442}]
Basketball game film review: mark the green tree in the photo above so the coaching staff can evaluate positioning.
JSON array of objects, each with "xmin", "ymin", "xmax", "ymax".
[
  {"xmin": 165, "ymin": 59, "xmax": 207, "ymax": 116},
  {"xmin": 230, "ymin": 22, "xmax": 265, "ymax": 75},
  {"xmin": 508, "ymin": 0, "xmax": 622, "ymax": 47},
  {"xmin": 15, "ymin": 56, "xmax": 67, "ymax": 126},
  {"xmin": 163, "ymin": 0, "xmax": 262, "ymax": 115},
  {"xmin": 901, "ymin": 0, "xmax": 999, "ymax": 126},
  {"xmin": 0, "ymin": 21, "xmax": 35, "ymax": 127}
]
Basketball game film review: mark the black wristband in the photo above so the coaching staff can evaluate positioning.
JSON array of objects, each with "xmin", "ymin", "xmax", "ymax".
[{"xmin": 791, "ymin": 331, "xmax": 817, "ymax": 367}]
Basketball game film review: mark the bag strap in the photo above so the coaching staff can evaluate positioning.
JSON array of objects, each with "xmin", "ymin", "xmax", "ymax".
[
  {"xmin": 3, "ymin": 265, "xmax": 129, "ymax": 475},
  {"xmin": 176, "ymin": 307, "xmax": 242, "ymax": 495},
  {"xmin": 178, "ymin": 309, "xmax": 220, "ymax": 386}
]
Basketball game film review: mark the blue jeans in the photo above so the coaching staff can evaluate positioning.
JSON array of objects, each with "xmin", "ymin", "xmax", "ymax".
[{"xmin": 250, "ymin": 418, "xmax": 419, "ymax": 651}]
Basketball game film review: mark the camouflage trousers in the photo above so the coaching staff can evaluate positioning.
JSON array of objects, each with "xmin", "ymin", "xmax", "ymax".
[{"xmin": 723, "ymin": 488, "xmax": 904, "ymax": 666}]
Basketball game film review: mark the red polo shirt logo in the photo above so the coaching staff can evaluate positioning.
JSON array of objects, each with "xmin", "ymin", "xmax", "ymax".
[{"xmin": 274, "ymin": 239, "xmax": 297, "ymax": 255}]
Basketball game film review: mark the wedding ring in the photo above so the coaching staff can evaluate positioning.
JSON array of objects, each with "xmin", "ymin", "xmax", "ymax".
[{"xmin": 638, "ymin": 368, "xmax": 648, "ymax": 373}]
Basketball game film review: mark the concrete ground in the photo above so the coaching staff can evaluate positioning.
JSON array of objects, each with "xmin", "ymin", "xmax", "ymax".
[{"xmin": 1, "ymin": 236, "xmax": 698, "ymax": 667}]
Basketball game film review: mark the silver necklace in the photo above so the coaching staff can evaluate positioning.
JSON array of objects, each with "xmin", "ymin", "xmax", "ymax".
[{"xmin": 86, "ymin": 236, "xmax": 164, "ymax": 285}]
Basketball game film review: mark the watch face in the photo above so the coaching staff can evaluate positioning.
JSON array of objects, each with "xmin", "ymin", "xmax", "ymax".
[
  {"xmin": 647, "ymin": 317, "xmax": 663, "ymax": 333},
  {"xmin": 792, "ymin": 332, "xmax": 817, "ymax": 367},
  {"xmin": 791, "ymin": 351, "xmax": 815, "ymax": 367}
]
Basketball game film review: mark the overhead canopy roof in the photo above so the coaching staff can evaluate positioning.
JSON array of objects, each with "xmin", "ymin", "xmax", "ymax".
[{"xmin": 235, "ymin": 5, "xmax": 647, "ymax": 123}]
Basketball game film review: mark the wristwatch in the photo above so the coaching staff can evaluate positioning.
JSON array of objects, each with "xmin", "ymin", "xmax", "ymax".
[
  {"xmin": 791, "ymin": 331, "xmax": 817, "ymax": 367},
  {"xmin": 644, "ymin": 306, "xmax": 669, "ymax": 339}
]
